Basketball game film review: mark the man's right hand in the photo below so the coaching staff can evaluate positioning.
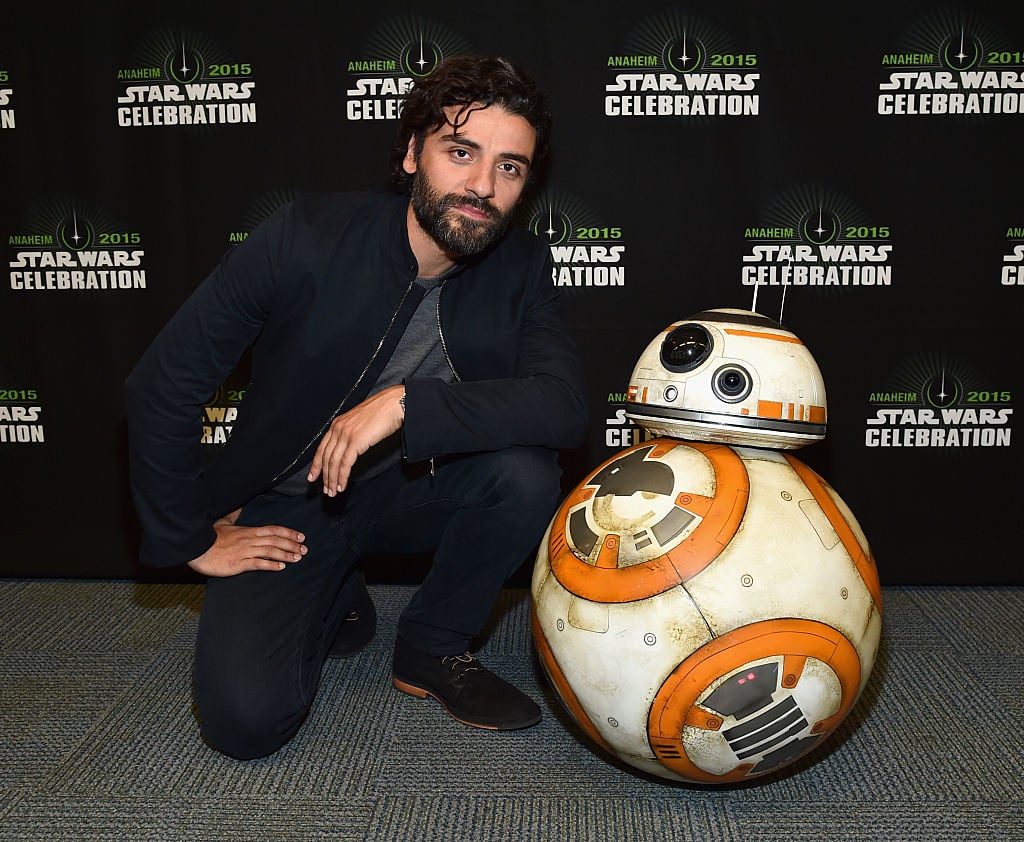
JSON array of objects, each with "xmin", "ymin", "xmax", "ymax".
[{"xmin": 187, "ymin": 508, "xmax": 307, "ymax": 577}]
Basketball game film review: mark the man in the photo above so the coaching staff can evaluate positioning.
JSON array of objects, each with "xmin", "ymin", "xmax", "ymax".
[{"xmin": 125, "ymin": 55, "xmax": 588, "ymax": 760}]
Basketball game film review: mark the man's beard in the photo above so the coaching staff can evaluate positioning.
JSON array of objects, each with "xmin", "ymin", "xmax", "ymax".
[{"xmin": 410, "ymin": 171, "xmax": 514, "ymax": 257}]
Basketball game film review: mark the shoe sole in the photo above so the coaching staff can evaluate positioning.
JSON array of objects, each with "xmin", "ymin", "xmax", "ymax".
[{"xmin": 392, "ymin": 677, "xmax": 541, "ymax": 731}]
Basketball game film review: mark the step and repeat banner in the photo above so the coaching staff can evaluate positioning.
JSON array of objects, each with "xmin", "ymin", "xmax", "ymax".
[{"xmin": 1, "ymin": 1, "xmax": 1020, "ymax": 583}]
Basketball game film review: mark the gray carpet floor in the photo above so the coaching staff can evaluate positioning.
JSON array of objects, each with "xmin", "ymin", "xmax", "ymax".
[{"xmin": 0, "ymin": 579, "xmax": 1021, "ymax": 841}]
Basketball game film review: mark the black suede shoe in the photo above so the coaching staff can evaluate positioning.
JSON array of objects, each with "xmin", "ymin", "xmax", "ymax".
[
  {"xmin": 327, "ymin": 573, "xmax": 376, "ymax": 659},
  {"xmin": 392, "ymin": 637, "xmax": 542, "ymax": 730}
]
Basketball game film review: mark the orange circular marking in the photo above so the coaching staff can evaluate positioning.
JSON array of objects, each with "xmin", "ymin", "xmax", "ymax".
[
  {"xmin": 548, "ymin": 439, "xmax": 750, "ymax": 603},
  {"xmin": 783, "ymin": 454, "xmax": 883, "ymax": 614},
  {"xmin": 783, "ymin": 654, "xmax": 808, "ymax": 688},
  {"xmin": 596, "ymin": 535, "xmax": 620, "ymax": 569},
  {"xmin": 685, "ymin": 707, "xmax": 723, "ymax": 731},
  {"xmin": 647, "ymin": 619, "xmax": 862, "ymax": 784}
]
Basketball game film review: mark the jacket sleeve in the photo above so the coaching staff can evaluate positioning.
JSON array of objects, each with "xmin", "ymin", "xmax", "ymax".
[
  {"xmin": 124, "ymin": 204, "xmax": 295, "ymax": 567},
  {"xmin": 401, "ymin": 247, "xmax": 588, "ymax": 461}
]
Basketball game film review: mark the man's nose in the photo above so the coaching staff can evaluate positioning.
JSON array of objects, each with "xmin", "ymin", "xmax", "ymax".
[{"xmin": 464, "ymin": 163, "xmax": 496, "ymax": 200}]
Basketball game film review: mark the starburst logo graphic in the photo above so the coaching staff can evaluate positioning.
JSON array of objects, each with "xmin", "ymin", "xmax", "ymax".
[
  {"xmin": 524, "ymin": 203, "xmax": 573, "ymax": 247},
  {"xmin": 665, "ymin": 29, "xmax": 706, "ymax": 74},
  {"xmin": 129, "ymin": 27, "xmax": 233, "ymax": 84},
  {"xmin": 923, "ymin": 369, "xmax": 964, "ymax": 409},
  {"xmin": 760, "ymin": 186, "xmax": 869, "ymax": 245},
  {"xmin": 885, "ymin": 353, "xmax": 976, "ymax": 408},
  {"xmin": 56, "ymin": 210, "xmax": 95, "ymax": 251},
  {"xmin": 25, "ymin": 199, "xmax": 116, "ymax": 250},
  {"xmin": 800, "ymin": 206, "xmax": 841, "ymax": 247},
  {"xmin": 239, "ymin": 190, "xmax": 295, "ymax": 236},
  {"xmin": 941, "ymin": 27, "xmax": 983, "ymax": 71},
  {"xmin": 167, "ymin": 41, "xmax": 203, "ymax": 83},
  {"xmin": 400, "ymin": 32, "xmax": 442, "ymax": 78},
  {"xmin": 897, "ymin": 11, "xmax": 997, "ymax": 72},
  {"xmin": 623, "ymin": 10, "xmax": 732, "ymax": 72},
  {"xmin": 516, "ymin": 192, "xmax": 627, "ymax": 293},
  {"xmin": 361, "ymin": 16, "xmax": 467, "ymax": 78}
]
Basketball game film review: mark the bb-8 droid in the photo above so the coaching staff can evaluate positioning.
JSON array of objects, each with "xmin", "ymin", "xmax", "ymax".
[{"xmin": 531, "ymin": 308, "xmax": 882, "ymax": 783}]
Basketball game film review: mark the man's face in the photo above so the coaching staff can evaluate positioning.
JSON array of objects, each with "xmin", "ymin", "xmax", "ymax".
[{"xmin": 404, "ymin": 104, "xmax": 537, "ymax": 257}]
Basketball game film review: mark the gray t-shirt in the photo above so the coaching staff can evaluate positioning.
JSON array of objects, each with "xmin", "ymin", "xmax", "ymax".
[{"xmin": 273, "ymin": 274, "xmax": 455, "ymax": 495}]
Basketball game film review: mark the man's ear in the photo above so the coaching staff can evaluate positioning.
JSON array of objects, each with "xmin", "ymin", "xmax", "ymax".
[{"xmin": 402, "ymin": 135, "xmax": 418, "ymax": 175}]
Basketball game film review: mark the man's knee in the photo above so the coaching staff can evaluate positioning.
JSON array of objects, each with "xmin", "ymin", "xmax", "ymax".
[
  {"xmin": 473, "ymin": 448, "xmax": 557, "ymax": 501},
  {"xmin": 195, "ymin": 675, "xmax": 304, "ymax": 760},
  {"xmin": 462, "ymin": 446, "xmax": 562, "ymax": 522},
  {"xmin": 193, "ymin": 633, "xmax": 310, "ymax": 759}
]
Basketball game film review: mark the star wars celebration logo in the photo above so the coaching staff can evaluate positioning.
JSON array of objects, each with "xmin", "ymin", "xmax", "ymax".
[
  {"xmin": 115, "ymin": 28, "xmax": 256, "ymax": 128},
  {"xmin": 878, "ymin": 10, "xmax": 1024, "ymax": 118},
  {"xmin": 344, "ymin": 18, "xmax": 469, "ymax": 122},
  {"xmin": 202, "ymin": 382, "xmax": 247, "ymax": 446},
  {"xmin": 7, "ymin": 200, "xmax": 147, "ymax": 293},
  {"xmin": 605, "ymin": 11, "xmax": 759, "ymax": 119},
  {"xmin": 742, "ymin": 186, "xmax": 893, "ymax": 289},
  {"xmin": 518, "ymin": 192, "xmax": 628, "ymax": 290},
  {"xmin": 0, "ymin": 378, "xmax": 44, "ymax": 444},
  {"xmin": 865, "ymin": 355, "xmax": 1013, "ymax": 449},
  {"xmin": 0, "ymin": 67, "xmax": 14, "ymax": 129},
  {"xmin": 1002, "ymin": 224, "xmax": 1024, "ymax": 285},
  {"xmin": 604, "ymin": 391, "xmax": 655, "ymax": 451}
]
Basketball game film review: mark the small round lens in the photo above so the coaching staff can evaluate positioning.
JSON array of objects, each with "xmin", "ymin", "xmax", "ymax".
[{"xmin": 713, "ymin": 366, "xmax": 752, "ymax": 402}]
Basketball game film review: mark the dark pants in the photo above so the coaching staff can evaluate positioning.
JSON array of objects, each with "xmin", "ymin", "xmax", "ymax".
[{"xmin": 193, "ymin": 446, "xmax": 560, "ymax": 759}]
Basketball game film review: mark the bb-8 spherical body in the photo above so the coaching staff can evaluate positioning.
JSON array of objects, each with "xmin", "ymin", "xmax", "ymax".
[{"xmin": 531, "ymin": 309, "xmax": 882, "ymax": 784}]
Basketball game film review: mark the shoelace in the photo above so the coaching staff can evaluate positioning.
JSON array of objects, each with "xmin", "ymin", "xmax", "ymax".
[{"xmin": 441, "ymin": 652, "xmax": 483, "ymax": 678}]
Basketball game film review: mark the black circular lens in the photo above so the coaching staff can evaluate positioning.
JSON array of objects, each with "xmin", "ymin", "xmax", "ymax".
[
  {"xmin": 713, "ymin": 366, "xmax": 752, "ymax": 402},
  {"xmin": 661, "ymin": 325, "xmax": 712, "ymax": 373}
]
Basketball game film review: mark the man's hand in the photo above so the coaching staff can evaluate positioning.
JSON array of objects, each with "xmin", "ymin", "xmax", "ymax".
[
  {"xmin": 187, "ymin": 508, "xmax": 308, "ymax": 577},
  {"xmin": 307, "ymin": 384, "xmax": 406, "ymax": 497}
]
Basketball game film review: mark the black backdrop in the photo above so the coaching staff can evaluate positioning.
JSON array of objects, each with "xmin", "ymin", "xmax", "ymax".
[{"xmin": 2, "ymin": 1, "xmax": 1021, "ymax": 584}]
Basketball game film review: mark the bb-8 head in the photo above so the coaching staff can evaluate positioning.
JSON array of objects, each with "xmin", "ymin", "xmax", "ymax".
[{"xmin": 625, "ymin": 308, "xmax": 826, "ymax": 449}]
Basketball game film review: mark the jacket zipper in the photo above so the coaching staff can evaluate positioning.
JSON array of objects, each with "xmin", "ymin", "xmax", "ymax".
[
  {"xmin": 267, "ymin": 277, "xmax": 418, "ymax": 487},
  {"xmin": 427, "ymin": 283, "xmax": 461, "ymax": 478},
  {"xmin": 435, "ymin": 283, "xmax": 462, "ymax": 383}
]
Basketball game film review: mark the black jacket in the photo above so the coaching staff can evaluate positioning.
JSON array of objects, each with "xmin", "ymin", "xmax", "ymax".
[{"xmin": 125, "ymin": 190, "xmax": 588, "ymax": 568}]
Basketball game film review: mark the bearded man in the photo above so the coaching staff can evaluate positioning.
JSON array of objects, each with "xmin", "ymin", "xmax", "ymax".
[{"xmin": 124, "ymin": 55, "xmax": 587, "ymax": 759}]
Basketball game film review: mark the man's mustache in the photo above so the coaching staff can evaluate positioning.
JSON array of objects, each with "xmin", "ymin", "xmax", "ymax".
[{"xmin": 440, "ymin": 193, "xmax": 501, "ymax": 221}]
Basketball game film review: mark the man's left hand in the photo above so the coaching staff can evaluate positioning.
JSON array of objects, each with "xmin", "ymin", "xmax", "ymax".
[{"xmin": 307, "ymin": 384, "xmax": 405, "ymax": 496}]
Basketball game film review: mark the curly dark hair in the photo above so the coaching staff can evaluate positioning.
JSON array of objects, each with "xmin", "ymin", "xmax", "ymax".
[{"xmin": 390, "ymin": 55, "xmax": 552, "ymax": 192}]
